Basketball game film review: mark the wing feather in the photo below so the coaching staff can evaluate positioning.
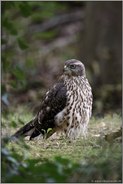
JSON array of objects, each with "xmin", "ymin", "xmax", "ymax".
[{"xmin": 30, "ymin": 78, "xmax": 67, "ymax": 139}]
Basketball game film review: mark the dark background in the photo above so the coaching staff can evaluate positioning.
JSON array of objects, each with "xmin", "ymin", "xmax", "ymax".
[{"xmin": 2, "ymin": 1, "xmax": 122, "ymax": 115}]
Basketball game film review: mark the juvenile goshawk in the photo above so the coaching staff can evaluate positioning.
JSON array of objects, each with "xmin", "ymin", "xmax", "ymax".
[{"xmin": 12, "ymin": 59, "xmax": 93, "ymax": 141}]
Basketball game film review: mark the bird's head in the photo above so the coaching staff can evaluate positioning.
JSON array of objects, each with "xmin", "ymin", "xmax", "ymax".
[{"xmin": 63, "ymin": 59, "xmax": 86, "ymax": 77}]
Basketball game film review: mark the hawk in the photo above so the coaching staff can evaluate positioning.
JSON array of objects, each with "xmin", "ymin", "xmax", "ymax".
[{"xmin": 12, "ymin": 59, "xmax": 92, "ymax": 141}]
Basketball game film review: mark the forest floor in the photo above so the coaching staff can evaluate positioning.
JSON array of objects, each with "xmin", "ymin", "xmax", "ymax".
[{"xmin": 2, "ymin": 106, "xmax": 122, "ymax": 183}]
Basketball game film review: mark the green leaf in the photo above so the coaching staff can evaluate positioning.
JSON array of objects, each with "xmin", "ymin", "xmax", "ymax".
[
  {"xmin": 17, "ymin": 37, "xmax": 28, "ymax": 50},
  {"xmin": 10, "ymin": 120, "xmax": 17, "ymax": 128},
  {"xmin": 2, "ymin": 17, "xmax": 18, "ymax": 35},
  {"xmin": 19, "ymin": 2, "xmax": 31, "ymax": 17},
  {"xmin": 47, "ymin": 128, "xmax": 53, "ymax": 134},
  {"xmin": 12, "ymin": 66, "xmax": 25, "ymax": 80},
  {"xmin": 2, "ymin": 2, "xmax": 16, "ymax": 10}
]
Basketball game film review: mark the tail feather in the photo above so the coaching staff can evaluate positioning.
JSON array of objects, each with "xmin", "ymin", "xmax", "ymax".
[
  {"xmin": 11, "ymin": 119, "xmax": 36, "ymax": 139},
  {"xmin": 11, "ymin": 118, "xmax": 56, "ymax": 141}
]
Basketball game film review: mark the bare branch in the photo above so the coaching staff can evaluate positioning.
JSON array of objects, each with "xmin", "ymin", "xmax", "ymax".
[{"xmin": 30, "ymin": 10, "xmax": 85, "ymax": 33}]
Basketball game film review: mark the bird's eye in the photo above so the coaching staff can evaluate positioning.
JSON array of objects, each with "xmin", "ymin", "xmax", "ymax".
[{"xmin": 70, "ymin": 64, "xmax": 76, "ymax": 69}]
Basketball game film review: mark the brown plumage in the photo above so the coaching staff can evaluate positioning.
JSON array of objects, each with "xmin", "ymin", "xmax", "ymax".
[{"xmin": 11, "ymin": 59, "xmax": 93, "ymax": 141}]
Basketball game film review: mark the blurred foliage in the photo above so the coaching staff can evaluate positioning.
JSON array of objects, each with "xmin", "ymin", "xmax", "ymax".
[
  {"xmin": 2, "ymin": 137, "xmax": 122, "ymax": 183},
  {"xmin": 2, "ymin": 1, "xmax": 121, "ymax": 114},
  {"xmin": 2, "ymin": 111, "xmax": 122, "ymax": 183},
  {"xmin": 2, "ymin": 1, "xmax": 80, "ymax": 110}
]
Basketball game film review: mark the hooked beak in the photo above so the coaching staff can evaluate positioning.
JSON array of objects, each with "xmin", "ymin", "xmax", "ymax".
[
  {"xmin": 64, "ymin": 65, "xmax": 68, "ymax": 71},
  {"xmin": 63, "ymin": 65, "xmax": 71, "ymax": 75}
]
